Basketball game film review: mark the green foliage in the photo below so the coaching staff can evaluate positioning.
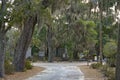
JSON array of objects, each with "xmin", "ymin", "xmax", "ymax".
[
  {"xmin": 100, "ymin": 64, "xmax": 109, "ymax": 72},
  {"xmin": 32, "ymin": 37, "xmax": 41, "ymax": 48},
  {"xmin": 0, "ymin": 0, "xmax": 119, "ymax": 78},
  {"xmin": 104, "ymin": 69, "xmax": 115, "ymax": 80},
  {"xmin": 83, "ymin": 50, "xmax": 89, "ymax": 54},
  {"xmin": 68, "ymin": 50, "xmax": 73, "ymax": 60},
  {"xmin": 85, "ymin": 20, "xmax": 97, "ymax": 44},
  {"xmin": 31, "ymin": 46, "xmax": 39, "ymax": 56},
  {"xmin": 101, "ymin": 65, "xmax": 115, "ymax": 80},
  {"xmin": 37, "ymin": 26, "xmax": 47, "ymax": 42},
  {"xmin": 5, "ymin": 51, "xmax": 13, "ymax": 62},
  {"xmin": 103, "ymin": 40, "xmax": 117, "ymax": 57},
  {"xmin": 25, "ymin": 60, "xmax": 33, "ymax": 70},
  {"xmin": 91, "ymin": 64, "xmax": 115, "ymax": 80},
  {"xmin": 103, "ymin": 40, "xmax": 117, "ymax": 66},
  {"xmin": 41, "ymin": 8, "xmax": 53, "ymax": 24},
  {"xmin": 4, "ymin": 60, "xmax": 14, "ymax": 75},
  {"xmin": 31, "ymin": 27, "xmax": 47, "ymax": 56},
  {"xmin": 86, "ymin": 21, "xmax": 96, "ymax": 28},
  {"xmin": 91, "ymin": 63, "xmax": 102, "ymax": 69}
]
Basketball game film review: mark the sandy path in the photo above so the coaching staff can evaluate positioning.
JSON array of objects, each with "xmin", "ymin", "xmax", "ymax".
[{"xmin": 26, "ymin": 63, "xmax": 84, "ymax": 80}]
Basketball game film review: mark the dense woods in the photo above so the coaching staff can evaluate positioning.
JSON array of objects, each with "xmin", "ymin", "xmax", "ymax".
[{"xmin": 0, "ymin": 0, "xmax": 120, "ymax": 80}]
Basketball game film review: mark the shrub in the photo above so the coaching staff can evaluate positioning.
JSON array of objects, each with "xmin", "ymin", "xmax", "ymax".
[
  {"xmin": 32, "ymin": 56, "xmax": 40, "ymax": 62},
  {"xmin": 105, "ymin": 68, "xmax": 115, "ymax": 80},
  {"xmin": 26, "ymin": 57, "xmax": 33, "ymax": 61},
  {"xmin": 103, "ymin": 40, "xmax": 117, "ymax": 66},
  {"xmin": 5, "ymin": 60, "xmax": 14, "ymax": 75},
  {"xmin": 100, "ymin": 65, "xmax": 115, "ymax": 80},
  {"xmin": 25, "ymin": 60, "xmax": 33, "ymax": 70},
  {"xmin": 100, "ymin": 65, "xmax": 108, "ymax": 72},
  {"xmin": 91, "ymin": 63, "xmax": 102, "ymax": 69},
  {"xmin": 107, "ymin": 58, "xmax": 116, "ymax": 67},
  {"xmin": 91, "ymin": 63, "xmax": 115, "ymax": 80}
]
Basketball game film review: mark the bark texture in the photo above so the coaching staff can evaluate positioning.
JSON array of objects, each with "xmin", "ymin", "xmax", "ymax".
[
  {"xmin": 13, "ymin": 16, "xmax": 37, "ymax": 72},
  {"xmin": 0, "ymin": 0, "xmax": 7, "ymax": 77},
  {"xmin": 115, "ymin": 1, "xmax": 120, "ymax": 80},
  {"xmin": 47, "ymin": 25, "xmax": 53, "ymax": 62},
  {"xmin": 0, "ymin": 33, "xmax": 5, "ymax": 77},
  {"xmin": 116, "ymin": 23, "xmax": 120, "ymax": 80},
  {"xmin": 98, "ymin": 0, "xmax": 103, "ymax": 64}
]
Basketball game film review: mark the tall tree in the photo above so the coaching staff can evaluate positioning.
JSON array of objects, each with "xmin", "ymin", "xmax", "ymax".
[
  {"xmin": 13, "ymin": 16, "xmax": 37, "ymax": 71},
  {"xmin": 0, "ymin": 0, "xmax": 12, "ymax": 77},
  {"xmin": 46, "ymin": 24, "xmax": 53, "ymax": 62},
  {"xmin": 116, "ymin": 22, "xmax": 120, "ymax": 80},
  {"xmin": 13, "ymin": 0, "xmax": 54, "ymax": 71},
  {"xmin": 116, "ymin": 0, "xmax": 120, "ymax": 79},
  {"xmin": 43, "ymin": 0, "xmax": 68, "ymax": 62},
  {"xmin": 98, "ymin": 0, "xmax": 103, "ymax": 64},
  {"xmin": 13, "ymin": 0, "xmax": 37, "ymax": 71}
]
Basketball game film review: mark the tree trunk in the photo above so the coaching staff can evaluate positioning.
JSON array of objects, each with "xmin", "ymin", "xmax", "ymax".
[
  {"xmin": 99, "ymin": 14, "xmax": 103, "ymax": 64},
  {"xmin": 0, "ymin": 32, "xmax": 5, "ymax": 77},
  {"xmin": 116, "ymin": 1, "xmax": 120, "ymax": 79},
  {"xmin": 0, "ymin": 0, "xmax": 7, "ymax": 77},
  {"xmin": 47, "ymin": 25, "xmax": 53, "ymax": 62},
  {"xmin": 99, "ymin": 0, "xmax": 103, "ymax": 64},
  {"xmin": 116, "ymin": 23, "xmax": 120, "ymax": 80},
  {"xmin": 73, "ymin": 50, "xmax": 79, "ymax": 60},
  {"xmin": 13, "ymin": 16, "xmax": 37, "ymax": 72}
]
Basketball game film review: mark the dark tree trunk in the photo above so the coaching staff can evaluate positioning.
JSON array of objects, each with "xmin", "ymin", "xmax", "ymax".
[
  {"xmin": 116, "ymin": 23, "xmax": 120, "ymax": 80},
  {"xmin": 0, "ymin": 32, "xmax": 5, "ymax": 77},
  {"xmin": 13, "ymin": 16, "xmax": 37, "ymax": 72},
  {"xmin": 116, "ymin": 1, "xmax": 120, "ymax": 80},
  {"xmin": 98, "ymin": 0, "xmax": 103, "ymax": 64},
  {"xmin": 47, "ymin": 25, "xmax": 53, "ymax": 62},
  {"xmin": 73, "ymin": 50, "xmax": 79, "ymax": 60},
  {"xmin": 0, "ymin": 0, "xmax": 7, "ymax": 77},
  {"xmin": 95, "ymin": 43, "xmax": 100, "ymax": 62},
  {"xmin": 45, "ymin": 46, "xmax": 48, "ymax": 60}
]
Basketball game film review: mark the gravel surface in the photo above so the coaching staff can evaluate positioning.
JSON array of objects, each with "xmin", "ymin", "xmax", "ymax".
[{"xmin": 26, "ymin": 62, "xmax": 84, "ymax": 80}]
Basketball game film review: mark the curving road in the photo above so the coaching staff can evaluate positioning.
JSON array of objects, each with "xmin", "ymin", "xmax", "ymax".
[{"xmin": 26, "ymin": 62, "xmax": 85, "ymax": 80}]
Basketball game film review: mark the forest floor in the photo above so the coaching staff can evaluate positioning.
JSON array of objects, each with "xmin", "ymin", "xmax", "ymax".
[
  {"xmin": 79, "ymin": 65, "xmax": 106, "ymax": 80},
  {"xmin": 0, "ymin": 66, "xmax": 45, "ymax": 80}
]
